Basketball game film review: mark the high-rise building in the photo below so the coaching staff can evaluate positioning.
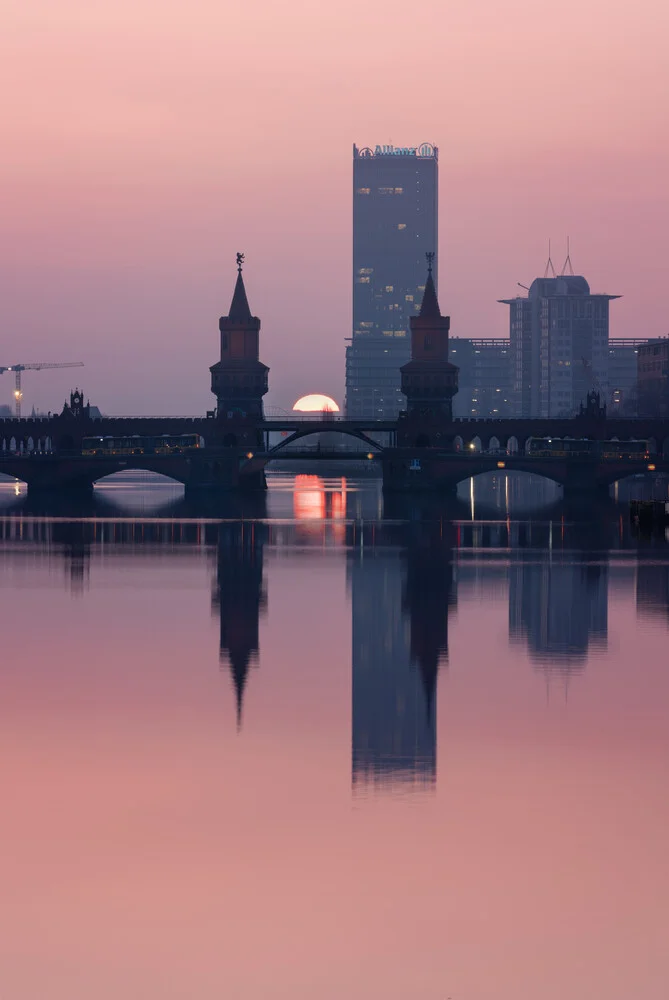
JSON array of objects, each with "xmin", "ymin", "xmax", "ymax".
[
  {"xmin": 637, "ymin": 338, "xmax": 669, "ymax": 418},
  {"xmin": 607, "ymin": 338, "xmax": 647, "ymax": 416},
  {"xmin": 346, "ymin": 143, "xmax": 439, "ymax": 419},
  {"xmin": 500, "ymin": 274, "xmax": 620, "ymax": 417},
  {"xmin": 448, "ymin": 337, "xmax": 513, "ymax": 418}
]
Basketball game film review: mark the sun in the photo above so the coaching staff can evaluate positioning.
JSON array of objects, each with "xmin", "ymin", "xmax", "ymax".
[{"xmin": 292, "ymin": 394, "xmax": 340, "ymax": 413}]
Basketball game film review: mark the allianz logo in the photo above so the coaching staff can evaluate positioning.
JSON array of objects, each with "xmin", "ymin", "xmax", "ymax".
[{"xmin": 374, "ymin": 144, "xmax": 434, "ymax": 157}]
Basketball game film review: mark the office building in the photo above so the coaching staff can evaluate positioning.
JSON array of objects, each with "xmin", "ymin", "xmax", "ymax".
[
  {"xmin": 500, "ymin": 274, "xmax": 620, "ymax": 417},
  {"xmin": 607, "ymin": 338, "xmax": 647, "ymax": 416},
  {"xmin": 448, "ymin": 337, "xmax": 513, "ymax": 418},
  {"xmin": 346, "ymin": 143, "xmax": 439, "ymax": 419},
  {"xmin": 637, "ymin": 338, "xmax": 669, "ymax": 418}
]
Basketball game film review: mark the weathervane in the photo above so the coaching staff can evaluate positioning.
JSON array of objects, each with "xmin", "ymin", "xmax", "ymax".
[
  {"xmin": 426, "ymin": 251, "xmax": 435, "ymax": 273},
  {"xmin": 236, "ymin": 252, "xmax": 245, "ymax": 272}
]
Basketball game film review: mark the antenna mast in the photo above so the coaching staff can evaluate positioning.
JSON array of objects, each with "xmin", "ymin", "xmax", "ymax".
[
  {"xmin": 543, "ymin": 239, "xmax": 556, "ymax": 279},
  {"xmin": 561, "ymin": 236, "xmax": 574, "ymax": 276}
]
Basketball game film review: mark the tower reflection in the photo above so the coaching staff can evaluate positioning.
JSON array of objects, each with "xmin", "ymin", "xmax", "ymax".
[
  {"xmin": 349, "ymin": 522, "xmax": 455, "ymax": 792},
  {"xmin": 211, "ymin": 521, "xmax": 268, "ymax": 728}
]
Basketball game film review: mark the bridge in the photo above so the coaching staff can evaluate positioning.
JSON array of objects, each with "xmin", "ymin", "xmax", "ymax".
[{"xmin": 1, "ymin": 259, "xmax": 668, "ymax": 496}]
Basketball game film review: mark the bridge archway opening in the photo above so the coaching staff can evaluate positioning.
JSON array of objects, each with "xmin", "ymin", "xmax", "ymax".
[
  {"xmin": 458, "ymin": 469, "xmax": 562, "ymax": 510},
  {"xmin": 466, "ymin": 436, "xmax": 482, "ymax": 454},
  {"xmin": 488, "ymin": 435, "xmax": 501, "ymax": 453},
  {"xmin": 453, "ymin": 435, "xmax": 464, "ymax": 452},
  {"xmin": 94, "ymin": 469, "xmax": 185, "ymax": 489},
  {"xmin": 507, "ymin": 436, "xmax": 519, "ymax": 454},
  {"xmin": 268, "ymin": 428, "xmax": 381, "ymax": 458}
]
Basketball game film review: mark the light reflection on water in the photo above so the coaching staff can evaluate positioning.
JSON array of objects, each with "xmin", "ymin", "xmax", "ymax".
[{"xmin": 1, "ymin": 471, "xmax": 669, "ymax": 998}]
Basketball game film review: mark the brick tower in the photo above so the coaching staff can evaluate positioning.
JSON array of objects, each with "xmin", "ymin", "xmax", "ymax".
[
  {"xmin": 400, "ymin": 253, "xmax": 458, "ymax": 420},
  {"xmin": 210, "ymin": 254, "xmax": 269, "ymax": 419}
]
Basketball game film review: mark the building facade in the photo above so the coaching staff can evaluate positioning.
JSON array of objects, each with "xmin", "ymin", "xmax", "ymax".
[
  {"xmin": 449, "ymin": 337, "xmax": 513, "ymax": 418},
  {"xmin": 500, "ymin": 275, "xmax": 620, "ymax": 418},
  {"xmin": 607, "ymin": 338, "xmax": 647, "ymax": 416},
  {"xmin": 346, "ymin": 143, "xmax": 439, "ymax": 419},
  {"xmin": 637, "ymin": 338, "xmax": 669, "ymax": 418}
]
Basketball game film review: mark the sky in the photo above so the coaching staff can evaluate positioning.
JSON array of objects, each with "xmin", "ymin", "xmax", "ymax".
[{"xmin": 1, "ymin": 0, "xmax": 668, "ymax": 415}]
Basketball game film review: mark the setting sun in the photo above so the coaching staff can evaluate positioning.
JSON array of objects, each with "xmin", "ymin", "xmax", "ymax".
[{"xmin": 292, "ymin": 394, "xmax": 340, "ymax": 413}]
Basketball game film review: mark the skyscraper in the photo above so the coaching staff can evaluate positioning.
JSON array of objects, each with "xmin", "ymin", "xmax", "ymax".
[
  {"xmin": 500, "ymin": 273, "xmax": 620, "ymax": 417},
  {"xmin": 346, "ymin": 143, "xmax": 439, "ymax": 419}
]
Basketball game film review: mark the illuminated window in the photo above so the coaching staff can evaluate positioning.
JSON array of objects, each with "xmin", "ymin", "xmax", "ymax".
[
  {"xmin": 358, "ymin": 267, "xmax": 373, "ymax": 275},
  {"xmin": 385, "ymin": 285, "xmax": 394, "ymax": 292},
  {"xmin": 356, "ymin": 276, "xmax": 370, "ymax": 283},
  {"xmin": 382, "ymin": 330, "xmax": 394, "ymax": 336},
  {"xmin": 356, "ymin": 187, "xmax": 371, "ymax": 194},
  {"xmin": 394, "ymin": 330, "xmax": 406, "ymax": 337},
  {"xmin": 405, "ymin": 294, "xmax": 413, "ymax": 301},
  {"xmin": 378, "ymin": 186, "xmax": 394, "ymax": 194},
  {"xmin": 394, "ymin": 187, "xmax": 404, "ymax": 194},
  {"xmin": 360, "ymin": 321, "xmax": 373, "ymax": 328},
  {"xmin": 397, "ymin": 223, "xmax": 407, "ymax": 230}
]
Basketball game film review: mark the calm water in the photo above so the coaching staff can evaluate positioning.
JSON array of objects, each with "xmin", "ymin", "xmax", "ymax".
[{"xmin": 1, "ymin": 471, "xmax": 669, "ymax": 999}]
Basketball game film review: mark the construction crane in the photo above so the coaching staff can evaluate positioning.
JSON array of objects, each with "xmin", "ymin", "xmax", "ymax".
[{"xmin": 0, "ymin": 363, "xmax": 84, "ymax": 417}]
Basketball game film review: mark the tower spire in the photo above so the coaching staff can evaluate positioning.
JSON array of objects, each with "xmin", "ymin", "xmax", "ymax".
[
  {"xmin": 419, "ymin": 251, "xmax": 441, "ymax": 319},
  {"xmin": 228, "ymin": 252, "xmax": 252, "ymax": 322},
  {"xmin": 544, "ymin": 239, "xmax": 556, "ymax": 279}
]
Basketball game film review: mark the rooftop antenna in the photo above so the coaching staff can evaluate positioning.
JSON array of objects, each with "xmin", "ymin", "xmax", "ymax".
[
  {"xmin": 561, "ymin": 236, "xmax": 574, "ymax": 276},
  {"xmin": 543, "ymin": 239, "xmax": 556, "ymax": 279},
  {"xmin": 426, "ymin": 251, "xmax": 435, "ymax": 274}
]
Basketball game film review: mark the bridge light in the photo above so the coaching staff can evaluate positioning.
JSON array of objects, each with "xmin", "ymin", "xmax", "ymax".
[
  {"xmin": 469, "ymin": 443, "xmax": 475, "ymax": 450},
  {"xmin": 497, "ymin": 461, "xmax": 506, "ymax": 469},
  {"xmin": 367, "ymin": 453, "xmax": 374, "ymax": 460},
  {"xmin": 246, "ymin": 451, "xmax": 254, "ymax": 459},
  {"xmin": 648, "ymin": 463, "xmax": 656, "ymax": 471}
]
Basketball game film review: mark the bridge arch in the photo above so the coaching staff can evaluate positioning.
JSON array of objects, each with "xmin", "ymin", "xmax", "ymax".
[{"xmin": 267, "ymin": 427, "xmax": 383, "ymax": 457}]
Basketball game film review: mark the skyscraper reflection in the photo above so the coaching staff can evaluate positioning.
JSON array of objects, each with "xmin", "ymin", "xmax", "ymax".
[
  {"xmin": 349, "ymin": 523, "xmax": 455, "ymax": 792},
  {"xmin": 509, "ymin": 554, "xmax": 608, "ymax": 681}
]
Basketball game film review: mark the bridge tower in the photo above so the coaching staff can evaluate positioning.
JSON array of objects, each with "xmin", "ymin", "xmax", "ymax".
[
  {"xmin": 210, "ymin": 254, "xmax": 269, "ymax": 419},
  {"xmin": 400, "ymin": 253, "xmax": 458, "ymax": 421}
]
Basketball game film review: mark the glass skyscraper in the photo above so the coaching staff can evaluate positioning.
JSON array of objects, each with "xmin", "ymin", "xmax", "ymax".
[{"xmin": 346, "ymin": 143, "xmax": 439, "ymax": 419}]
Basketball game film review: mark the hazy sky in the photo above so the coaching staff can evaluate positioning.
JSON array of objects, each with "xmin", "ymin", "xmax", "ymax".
[{"xmin": 2, "ymin": 0, "xmax": 668, "ymax": 414}]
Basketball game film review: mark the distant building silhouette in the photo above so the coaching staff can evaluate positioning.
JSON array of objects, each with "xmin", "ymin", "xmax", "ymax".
[
  {"xmin": 637, "ymin": 338, "xmax": 669, "ymax": 418},
  {"xmin": 500, "ymin": 274, "xmax": 620, "ymax": 417},
  {"xmin": 210, "ymin": 257, "xmax": 269, "ymax": 420},
  {"xmin": 449, "ymin": 337, "xmax": 513, "ymax": 418},
  {"xmin": 401, "ymin": 255, "xmax": 458, "ymax": 421},
  {"xmin": 346, "ymin": 143, "xmax": 439, "ymax": 420}
]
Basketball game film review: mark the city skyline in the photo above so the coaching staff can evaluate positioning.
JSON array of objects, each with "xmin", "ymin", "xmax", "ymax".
[{"xmin": 2, "ymin": 0, "xmax": 667, "ymax": 416}]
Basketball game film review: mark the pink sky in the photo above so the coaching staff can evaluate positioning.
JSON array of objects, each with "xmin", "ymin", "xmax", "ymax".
[{"xmin": 1, "ymin": 0, "xmax": 668, "ymax": 414}]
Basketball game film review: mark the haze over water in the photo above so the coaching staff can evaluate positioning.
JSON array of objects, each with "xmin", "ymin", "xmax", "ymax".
[{"xmin": 1, "ymin": 471, "xmax": 668, "ymax": 999}]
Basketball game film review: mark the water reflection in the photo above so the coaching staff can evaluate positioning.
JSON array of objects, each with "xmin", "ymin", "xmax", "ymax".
[
  {"xmin": 3, "ymin": 473, "xmax": 669, "ymax": 783},
  {"xmin": 509, "ymin": 555, "xmax": 608, "ymax": 665},
  {"xmin": 349, "ymin": 521, "xmax": 456, "ymax": 792},
  {"xmin": 212, "ymin": 522, "xmax": 267, "ymax": 727}
]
